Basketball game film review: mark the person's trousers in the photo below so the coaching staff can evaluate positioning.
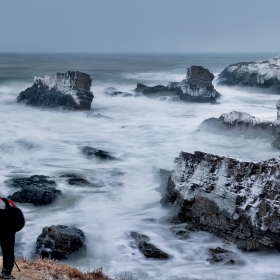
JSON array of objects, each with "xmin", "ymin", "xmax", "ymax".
[{"xmin": 0, "ymin": 232, "xmax": 15, "ymax": 274}]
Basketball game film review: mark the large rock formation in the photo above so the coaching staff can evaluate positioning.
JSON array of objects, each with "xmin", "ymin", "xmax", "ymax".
[
  {"xmin": 9, "ymin": 175, "xmax": 61, "ymax": 205},
  {"xmin": 17, "ymin": 71, "xmax": 94, "ymax": 110},
  {"xmin": 135, "ymin": 66, "xmax": 221, "ymax": 103},
  {"xmin": 36, "ymin": 225, "xmax": 86, "ymax": 260},
  {"xmin": 218, "ymin": 56, "xmax": 280, "ymax": 89},
  {"xmin": 163, "ymin": 151, "xmax": 280, "ymax": 251},
  {"xmin": 199, "ymin": 110, "xmax": 280, "ymax": 148}
]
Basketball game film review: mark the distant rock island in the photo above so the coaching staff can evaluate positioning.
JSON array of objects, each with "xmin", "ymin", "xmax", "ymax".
[
  {"xmin": 17, "ymin": 71, "xmax": 94, "ymax": 110},
  {"xmin": 218, "ymin": 56, "xmax": 280, "ymax": 89}
]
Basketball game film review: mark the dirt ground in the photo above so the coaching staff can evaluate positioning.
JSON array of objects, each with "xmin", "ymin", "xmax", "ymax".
[{"xmin": 0, "ymin": 257, "xmax": 111, "ymax": 280}]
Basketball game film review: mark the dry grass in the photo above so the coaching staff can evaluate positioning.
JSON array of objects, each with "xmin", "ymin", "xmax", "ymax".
[{"xmin": 0, "ymin": 257, "xmax": 136, "ymax": 280}]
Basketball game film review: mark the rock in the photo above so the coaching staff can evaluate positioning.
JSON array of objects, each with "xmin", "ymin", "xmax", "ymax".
[
  {"xmin": 135, "ymin": 83, "xmax": 169, "ymax": 95},
  {"xmin": 163, "ymin": 150, "xmax": 280, "ymax": 251},
  {"xmin": 170, "ymin": 226, "xmax": 190, "ymax": 239},
  {"xmin": 36, "ymin": 225, "xmax": 86, "ymax": 260},
  {"xmin": 207, "ymin": 247, "xmax": 244, "ymax": 265},
  {"xmin": 130, "ymin": 231, "xmax": 170, "ymax": 259},
  {"xmin": 17, "ymin": 71, "xmax": 94, "ymax": 110},
  {"xmin": 218, "ymin": 56, "xmax": 280, "ymax": 89},
  {"xmin": 82, "ymin": 146, "xmax": 116, "ymax": 159},
  {"xmin": 103, "ymin": 87, "xmax": 138, "ymax": 98},
  {"xmin": 8, "ymin": 175, "xmax": 61, "ymax": 205},
  {"xmin": 199, "ymin": 110, "xmax": 280, "ymax": 148},
  {"xmin": 176, "ymin": 66, "xmax": 221, "ymax": 102},
  {"xmin": 60, "ymin": 174, "xmax": 89, "ymax": 185},
  {"xmin": 134, "ymin": 66, "xmax": 220, "ymax": 103}
]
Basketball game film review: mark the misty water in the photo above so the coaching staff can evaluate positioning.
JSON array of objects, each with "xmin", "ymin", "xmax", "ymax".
[{"xmin": 1, "ymin": 53, "xmax": 280, "ymax": 280}]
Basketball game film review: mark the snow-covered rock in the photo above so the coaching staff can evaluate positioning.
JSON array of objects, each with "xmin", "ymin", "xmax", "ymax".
[
  {"xmin": 218, "ymin": 56, "xmax": 280, "ymax": 88},
  {"xmin": 199, "ymin": 110, "xmax": 279, "ymax": 141},
  {"xmin": 163, "ymin": 151, "xmax": 280, "ymax": 251},
  {"xmin": 17, "ymin": 71, "xmax": 94, "ymax": 110}
]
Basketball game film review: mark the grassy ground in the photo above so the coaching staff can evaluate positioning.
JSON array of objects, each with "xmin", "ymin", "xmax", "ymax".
[{"xmin": 0, "ymin": 257, "xmax": 135, "ymax": 280}]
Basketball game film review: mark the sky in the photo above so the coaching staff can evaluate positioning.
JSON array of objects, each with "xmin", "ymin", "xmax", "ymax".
[{"xmin": 0, "ymin": 0, "xmax": 279, "ymax": 53}]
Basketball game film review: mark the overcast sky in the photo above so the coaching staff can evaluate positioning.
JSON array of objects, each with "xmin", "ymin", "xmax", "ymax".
[{"xmin": 0, "ymin": 0, "xmax": 279, "ymax": 53}]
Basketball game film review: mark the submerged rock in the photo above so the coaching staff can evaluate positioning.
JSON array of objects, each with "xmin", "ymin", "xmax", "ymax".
[
  {"xmin": 82, "ymin": 146, "xmax": 116, "ymax": 159},
  {"xmin": 17, "ymin": 71, "xmax": 94, "ymax": 110},
  {"xmin": 207, "ymin": 247, "xmax": 244, "ymax": 265},
  {"xmin": 218, "ymin": 56, "xmax": 280, "ymax": 89},
  {"xmin": 163, "ymin": 150, "xmax": 280, "ymax": 251},
  {"xmin": 130, "ymin": 231, "xmax": 170, "ymax": 259},
  {"xmin": 103, "ymin": 87, "xmax": 139, "ymax": 97},
  {"xmin": 36, "ymin": 225, "xmax": 86, "ymax": 260},
  {"xmin": 8, "ymin": 175, "xmax": 61, "ymax": 205},
  {"xmin": 135, "ymin": 66, "xmax": 220, "ymax": 103},
  {"xmin": 60, "ymin": 174, "xmax": 89, "ymax": 185}
]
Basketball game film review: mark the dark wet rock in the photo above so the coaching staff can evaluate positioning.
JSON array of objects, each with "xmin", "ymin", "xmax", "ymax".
[
  {"xmin": 130, "ymin": 231, "xmax": 170, "ymax": 259},
  {"xmin": 82, "ymin": 146, "xmax": 116, "ymax": 159},
  {"xmin": 36, "ymin": 225, "xmax": 86, "ymax": 260},
  {"xmin": 17, "ymin": 71, "xmax": 94, "ymax": 110},
  {"xmin": 218, "ymin": 56, "xmax": 280, "ymax": 89},
  {"xmin": 170, "ymin": 226, "xmax": 190, "ymax": 239},
  {"xmin": 8, "ymin": 175, "xmax": 61, "ymax": 205},
  {"xmin": 60, "ymin": 174, "xmax": 89, "ymax": 185},
  {"xmin": 207, "ymin": 247, "xmax": 244, "ymax": 265},
  {"xmin": 135, "ymin": 66, "xmax": 220, "ymax": 103},
  {"xmin": 163, "ymin": 150, "xmax": 280, "ymax": 251},
  {"xmin": 199, "ymin": 110, "xmax": 280, "ymax": 148}
]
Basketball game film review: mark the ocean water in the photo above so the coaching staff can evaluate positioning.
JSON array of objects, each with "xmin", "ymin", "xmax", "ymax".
[{"xmin": 1, "ymin": 53, "xmax": 280, "ymax": 280}]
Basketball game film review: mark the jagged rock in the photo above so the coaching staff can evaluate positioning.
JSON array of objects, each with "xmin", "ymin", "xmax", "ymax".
[
  {"xmin": 218, "ymin": 56, "xmax": 280, "ymax": 89},
  {"xmin": 163, "ymin": 150, "xmax": 280, "ymax": 251},
  {"xmin": 199, "ymin": 110, "xmax": 280, "ymax": 148},
  {"xmin": 207, "ymin": 247, "xmax": 244, "ymax": 265},
  {"xmin": 36, "ymin": 225, "xmax": 86, "ymax": 260},
  {"xmin": 130, "ymin": 231, "xmax": 170, "ymax": 259},
  {"xmin": 177, "ymin": 66, "xmax": 221, "ymax": 102},
  {"xmin": 17, "ymin": 71, "xmax": 94, "ymax": 110},
  {"xmin": 135, "ymin": 66, "xmax": 220, "ymax": 103},
  {"xmin": 8, "ymin": 175, "xmax": 61, "ymax": 205},
  {"xmin": 82, "ymin": 146, "xmax": 116, "ymax": 159},
  {"xmin": 60, "ymin": 174, "xmax": 89, "ymax": 185}
]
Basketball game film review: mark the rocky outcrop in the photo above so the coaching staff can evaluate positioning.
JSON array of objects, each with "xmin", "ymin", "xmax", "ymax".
[
  {"xmin": 8, "ymin": 175, "xmax": 61, "ymax": 205},
  {"xmin": 135, "ymin": 66, "xmax": 221, "ymax": 103},
  {"xmin": 82, "ymin": 146, "xmax": 117, "ymax": 160},
  {"xmin": 36, "ymin": 225, "xmax": 86, "ymax": 260},
  {"xmin": 17, "ymin": 71, "xmax": 94, "ymax": 110},
  {"xmin": 199, "ymin": 110, "xmax": 280, "ymax": 148},
  {"xmin": 130, "ymin": 231, "xmax": 170, "ymax": 259},
  {"xmin": 163, "ymin": 151, "xmax": 280, "ymax": 251},
  {"xmin": 218, "ymin": 56, "xmax": 280, "ymax": 89}
]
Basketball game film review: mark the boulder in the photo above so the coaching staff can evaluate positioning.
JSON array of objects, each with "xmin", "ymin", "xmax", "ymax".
[
  {"xmin": 163, "ymin": 150, "xmax": 280, "ymax": 251},
  {"xmin": 82, "ymin": 146, "xmax": 116, "ymax": 160},
  {"xmin": 8, "ymin": 175, "xmax": 61, "ymax": 205},
  {"xmin": 130, "ymin": 231, "xmax": 170, "ymax": 259},
  {"xmin": 36, "ymin": 225, "xmax": 86, "ymax": 260},
  {"xmin": 218, "ymin": 56, "xmax": 280, "ymax": 89},
  {"xmin": 17, "ymin": 71, "xmax": 94, "ymax": 110},
  {"xmin": 199, "ymin": 110, "xmax": 280, "ymax": 148},
  {"xmin": 134, "ymin": 66, "xmax": 220, "ymax": 103}
]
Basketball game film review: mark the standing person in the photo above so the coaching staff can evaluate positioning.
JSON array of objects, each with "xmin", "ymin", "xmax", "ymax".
[{"xmin": 0, "ymin": 197, "xmax": 25, "ymax": 279}]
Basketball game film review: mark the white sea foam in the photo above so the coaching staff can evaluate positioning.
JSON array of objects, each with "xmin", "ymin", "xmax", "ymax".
[{"xmin": 1, "ymin": 77, "xmax": 280, "ymax": 280}]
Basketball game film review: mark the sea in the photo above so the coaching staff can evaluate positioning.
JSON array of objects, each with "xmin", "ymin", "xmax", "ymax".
[{"xmin": 1, "ymin": 53, "xmax": 280, "ymax": 280}]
